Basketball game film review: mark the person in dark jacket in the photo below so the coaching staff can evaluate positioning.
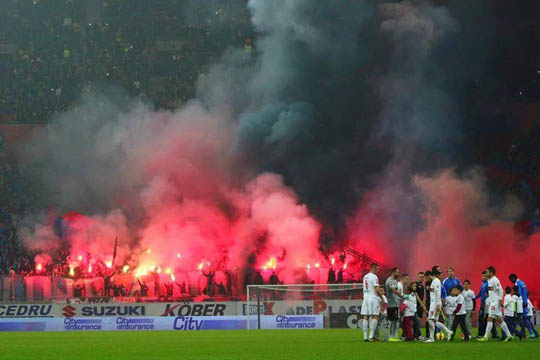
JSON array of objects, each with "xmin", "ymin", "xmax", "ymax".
[
  {"xmin": 414, "ymin": 271, "xmax": 426, "ymax": 339},
  {"xmin": 328, "ymin": 268, "xmax": 336, "ymax": 284},
  {"xmin": 269, "ymin": 271, "xmax": 280, "ymax": 285}
]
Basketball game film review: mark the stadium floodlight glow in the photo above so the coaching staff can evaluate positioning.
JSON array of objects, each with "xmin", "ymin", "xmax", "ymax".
[{"xmin": 246, "ymin": 283, "xmax": 363, "ymax": 330}]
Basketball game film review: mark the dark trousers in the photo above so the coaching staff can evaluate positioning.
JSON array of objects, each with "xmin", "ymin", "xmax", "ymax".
[
  {"xmin": 515, "ymin": 314, "xmax": 526, "ymax": 337},
  {"xmin": 478, "ymin": 304, "xmax": 498, "ymax": 337},
  {"xmin": 504, "ymin": 315, "xmax": 520, "ymax": 337},
  {"xmin": 425, "ymin": 313, "xmax": 431, "ymax": 338},
  {"xmin": 450, "ymin": 314, "xmax": 470, "ymax": 340},
  {"xmin": 403, "ymin": 316, "xmax": 414, "ymax": 340},
  {"xmin": 526, "ymin": 316, "xmax": 540, "ymax": 337},
  {"xmin": 413, "ymin": 314, "xmax": 421, "ymax": 338}
]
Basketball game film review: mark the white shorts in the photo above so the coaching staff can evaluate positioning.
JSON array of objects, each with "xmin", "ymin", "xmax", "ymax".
[
  {"xmin": 361, "ymin": 297, "xmax": 381, "ymax": 316},
  {"xmin": 487, "ymin": 299, "xmax": 502, "ymax": 318},
  {"xmin": 428, "ymin": 303, "xmax": 441, "ymax": 320}
]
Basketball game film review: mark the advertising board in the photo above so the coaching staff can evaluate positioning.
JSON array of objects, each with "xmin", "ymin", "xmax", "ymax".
[{"xmin": 0, "ymin": 315, "xmax": 323, "ymax": 331}]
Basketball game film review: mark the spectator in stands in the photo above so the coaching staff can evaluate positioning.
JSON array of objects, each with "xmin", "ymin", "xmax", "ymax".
[
  {"xmin": 254, "ymin": 271, "xmax": 264, "ymax": 286},
  {"xmin": 243, "ymin": 269, "xmax": 252, "ymax": 294},
  {"xmin": 175, "ymin": 280, "xmax": 187, "ymax": 295},
  {"xmin": 138, "ymin": 279, "xmax": 148, "ymax": 297},
  {"xmin": 269, "ymin": 271, "xmax": 280, "ymax": 285},
  {"xmin": 165, "ymin": 282, "xmax": 174, "ymax": 297},
  {"xmin": 225, "ymin": 270, "xmax": 233, "ymax": 296},
  {"xmin": 327, "ymin": 267, "xmax": 336, "ymax": 284},
  {"xmin": 217, "ymin": 282, "xmax": 226, "ymax": 296},
  {"xmin": 337, "ymin": 268, "xmax": 343, "ymax": 284},
  {"xmin": 202, "ymin": 268, "xmax": 216, "ymax": 296},
  {"xmin": 73, "ymin": 282, "xmax": 85, "ymax": 298}
]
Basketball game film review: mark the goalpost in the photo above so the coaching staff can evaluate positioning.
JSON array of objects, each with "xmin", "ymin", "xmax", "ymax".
[{"xmin": 246, "ymin": 283, "xmax": 363, "ymax": 330}]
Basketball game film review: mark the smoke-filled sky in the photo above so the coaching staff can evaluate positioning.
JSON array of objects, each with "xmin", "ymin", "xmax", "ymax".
[{"xmin": 15, "ymin": 0, "xmax": 540, "ymax": 291}]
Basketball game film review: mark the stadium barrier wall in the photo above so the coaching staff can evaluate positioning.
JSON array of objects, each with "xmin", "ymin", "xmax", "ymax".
[
  {"xmin": 4, "ymin": 301, "xmax": 535, "ymax": 327},
  {"xmin": 0, "ymin": 300, "xmax": 363, "ymax": 318},
  {"xmin": 0, "ymin": 315, "xmax": 323, "ymax": 332}
]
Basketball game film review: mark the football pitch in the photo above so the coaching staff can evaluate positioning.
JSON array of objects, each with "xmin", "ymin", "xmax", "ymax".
[{"xmin": 1, "ymin": 330, "xmax": 539, "ymax": 360}]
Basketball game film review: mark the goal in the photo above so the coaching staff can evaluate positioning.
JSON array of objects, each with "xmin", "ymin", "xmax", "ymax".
[{"xmin": 246, "ymin": 283, "xmax": 363, "ymax": 330}]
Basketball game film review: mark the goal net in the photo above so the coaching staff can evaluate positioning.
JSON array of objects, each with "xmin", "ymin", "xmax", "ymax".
[{"xmin": 246, "ymin": 283, "xmax": 363, "ymax": 330}]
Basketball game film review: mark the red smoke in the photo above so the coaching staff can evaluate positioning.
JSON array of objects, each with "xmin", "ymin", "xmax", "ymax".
[
  {"xmin": 20, "ymin": 103, "xmax": 539, "ymax": 294},
  {"xmin": 409, "ymin": 169, "xmax": 540, "ymax": 295}
]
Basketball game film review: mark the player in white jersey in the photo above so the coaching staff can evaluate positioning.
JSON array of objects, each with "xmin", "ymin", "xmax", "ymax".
[
  {"xmin": 361, "ymin": 263, "xmax": 382, "ymax": 342},
  {"xmin": 424, "ymin": 268, "xmax": 453, "ymax": 342},
  {"xmin": 478, "ymin": 266, "xmax": 513, "ymax": 342}
]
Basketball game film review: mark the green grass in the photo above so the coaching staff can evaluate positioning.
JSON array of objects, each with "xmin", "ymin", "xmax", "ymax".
[{"xmin": 0, "ymin": 329, "xmax": 538, "ymax": 360}]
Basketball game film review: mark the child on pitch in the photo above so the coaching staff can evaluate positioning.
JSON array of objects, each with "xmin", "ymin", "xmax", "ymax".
[
  {"xmin": 526, "ymin": 299, "xmax": 539, "ymax": 338},
  {"xmin": 449, "ymin": 286, "xmax": 470, "ymax": 341},
  {"xmin": 403, "ymin": 282, "xmax": 427, "ymax": 341},
  {"xmin": 402, "ymin": 285, "xmax": 417, "ymax": 341},
  {"xmin": 462, "ymin": 280, "xmax": 475, "ymax": 336},
  {"xmin": 445, "ymin": 288, "xmax": 457, "ymax": 329},
  {"xmin": 424, "ymin": 269, "xmax": 453, "ymax": 342},
  {"xmin": 512, "ymin": 286, "xmax": 526, "ymax": 340},
  {"xmin": 503, "ymin": 286, "xmax": 521, "ymax": 340}
]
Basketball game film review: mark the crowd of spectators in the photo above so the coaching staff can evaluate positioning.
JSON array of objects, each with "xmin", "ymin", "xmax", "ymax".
[
  {"xmin": 2, "ymin": 1, "xmax": 540, "ymax": 298},
  {"xmin": 0, "ymin": 0, "xmax": 253, "ymax": 276},
  {"xmin": 0, "ymin": 0, "xmax": 253, "ymax": 124},
  {"xmin": 506, "ymin": 137, "xmax": 540, "ymax": 180}
]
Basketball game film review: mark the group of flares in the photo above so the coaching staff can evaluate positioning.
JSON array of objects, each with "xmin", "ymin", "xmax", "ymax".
[{"xmin": 33, "ymin": 245, "xmax": 352, "ymax": 285}]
